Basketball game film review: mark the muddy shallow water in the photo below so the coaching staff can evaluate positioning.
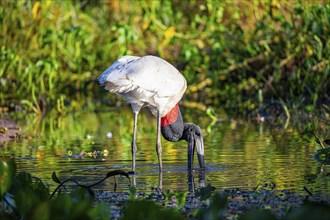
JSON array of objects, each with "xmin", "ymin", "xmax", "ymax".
[{"xmin": 1, "ymin": 107, "xmax": 329, "ymax": 198}]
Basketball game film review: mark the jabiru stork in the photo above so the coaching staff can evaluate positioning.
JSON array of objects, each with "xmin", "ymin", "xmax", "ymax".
[{"xmin": 98, "ymin": 55, "xmax": 205, "ymax": 172}]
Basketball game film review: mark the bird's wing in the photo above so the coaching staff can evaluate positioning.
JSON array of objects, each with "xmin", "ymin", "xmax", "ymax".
[
  {"xmin": 99, "ymin": 55, "xmax": 186, "ymax": 99},
  {"xmin": 98, "ymin": 55, "xmax": 141, "ymax": 93},
  {"xmin": 126, "ymin": 56, "xmax": 186, "ymax": 98}
]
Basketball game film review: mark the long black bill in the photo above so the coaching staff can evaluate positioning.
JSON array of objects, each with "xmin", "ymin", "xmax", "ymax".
[
  {"xmin": 187, "ymin": 134, "xmax": 194, "ymax": 170},
  {"xmin": 195, "ymin": 134, "xmax": 205, "ymax": 168},
  {"xmin": 187, "ymin": 133, "xmax": 205, "ymax": 170}
]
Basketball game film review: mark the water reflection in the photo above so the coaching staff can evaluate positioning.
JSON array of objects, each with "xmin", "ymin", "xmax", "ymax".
[{"xmin": 1, "ymin": 107, "xmax": 329, "ymax": 196}]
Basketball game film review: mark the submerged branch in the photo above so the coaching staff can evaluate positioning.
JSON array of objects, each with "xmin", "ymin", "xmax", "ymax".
[
  {"xmin": 50, "ymin": 170, "xmax": 132, "ymax": 199},
  {"xmin": 88, "ymin": 170, "xmax": 132, "ymax": 188},
  {"xmin": 303, "ymin": 186, "xmax": 313, "ymax": 197},
  {"xmin": 50, "ymin": 179, "xmax": 82, "ymax": 199}
]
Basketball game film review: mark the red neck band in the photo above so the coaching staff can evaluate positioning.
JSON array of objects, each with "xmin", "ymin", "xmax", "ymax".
[{"xmin": 161, "ymin": 103, "xmax": 179, "ymax": 127}]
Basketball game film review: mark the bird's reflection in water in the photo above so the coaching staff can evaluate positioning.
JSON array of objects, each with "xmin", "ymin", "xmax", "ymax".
[
  {"xmin": 130, "ymin": 168, "xmax": 207, "ymax": 214},
  {"xmin": 188, "ymin": 169, "xmax": 206, "ymax": 193},
  {"xmin": 130, "ymin": 168, "xmax": 206, "ymax": 193}
]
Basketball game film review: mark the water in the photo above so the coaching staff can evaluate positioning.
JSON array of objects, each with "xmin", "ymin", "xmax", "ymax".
[{"xmin": 1, "ymin": 107, "xmax": 329, "ymax": 196}]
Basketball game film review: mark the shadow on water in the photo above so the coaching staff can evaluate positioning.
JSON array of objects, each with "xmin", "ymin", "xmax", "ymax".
[{"xmin": 1, "ymin": 106, "xmax": 329, "ymax": 197}]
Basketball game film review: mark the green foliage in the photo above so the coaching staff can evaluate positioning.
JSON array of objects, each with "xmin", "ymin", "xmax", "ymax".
[
  {"xmin": 48, "ymin": 188, "xmax": 97, "ymax": 220},
  {"xmin": 0, "ymin": 160, "xmax": 15, "ymax": 197},
  {"xmin": 0, "ymin": 1, "xmax": 329, "ymax": 116},
  {"xmin": 196, "ymin": 183, "xmax": 214, "ymax": 201},
  {"xmin": 286, "ymin": 201, "xmax": 330, "ymax": 220},
  {"xmin": 196, "ymin": 190, "xmax": 330, "ymax": 220},
  {"xmin": 165, "ymin": 191, "xmax": 187, "ymax": 208},
  {"xmin": 238, "ymin": 209, "xmax": 277, "ymax": 220},
  {"xmin": 12, "ymin": 172, "xmax": 50, "ymax": 216},
  {"xmin": 122, "ymin": 200, "xmax": 184, "ymax": 220},
  {"xmin": 187, "ymin": 2, "xmax": 330, "ymax": 115},
  {"xmin": 197, "ymin": 191, "xmax": 228, "ymax": 220},
  {"xmin": 0, "ymin": 160, "xmax": 110, "ymax": 219}
]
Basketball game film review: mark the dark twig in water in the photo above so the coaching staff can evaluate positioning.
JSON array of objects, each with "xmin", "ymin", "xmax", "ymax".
[
  {"xmin": 50, "ymin": 179, "xmax": 83, "ymax": 199},
  {"xmin": 50, "ymin": 170, "xmax": 132, "ymax": 199},
  {"xmin": 32, "ymin": 176, "xmax": 45, "ymax": 186},
  {"xmin": 87, "ymin": 170, "xmax": 131, "ymax": 188},
  {"xmin": 303, "ymin": 186, "xmax": 313, "ymax": 197}
]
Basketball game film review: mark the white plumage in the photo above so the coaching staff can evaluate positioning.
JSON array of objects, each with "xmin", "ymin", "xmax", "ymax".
[
  {"xmin": 98, "ymin": 55, "xmax": 187, "ymax": 117},
  {"xmin": 98, "ymin": 55, "xmax": 188, "ymax": 175}
]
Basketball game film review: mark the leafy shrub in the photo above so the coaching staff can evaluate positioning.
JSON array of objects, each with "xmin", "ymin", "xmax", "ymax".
[{"xmin": 0, "ymin": 1, "xmax": 329, "ymax": 116}]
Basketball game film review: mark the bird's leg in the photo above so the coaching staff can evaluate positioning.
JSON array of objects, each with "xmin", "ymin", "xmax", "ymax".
[
  {"xmin": 132, "ymin": 111, "xmax": 139, "ymax": 173},
  {"xmin": 187, "ymin": 170, "xmax": 194, "ymax": 193},
  {"xmin": 156, "ymin": 111, "xmax": 163, "ymax": 172},
  {"xmin": 158, "ymin": 170, "xmax": 163, "ymax": 191}
]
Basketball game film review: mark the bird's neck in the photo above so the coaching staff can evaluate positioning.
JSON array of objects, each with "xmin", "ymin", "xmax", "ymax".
[
  {"xmin": 161, "ymin": 105, "xmax": 205, "ymax": 169},
  {"xmin": 160, "ymin": 105, "xmax": 200, "ymax": 143},
  {"xmin": 161, "ymin": 103, "xmax": 184, "ymax": 142},
  {"xmin": 161, "ymin": 103, "xmax": 180, "ymax": 127}
]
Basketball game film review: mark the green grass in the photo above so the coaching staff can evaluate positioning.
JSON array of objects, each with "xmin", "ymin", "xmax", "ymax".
[{"xmin": 0, "ymin": 0, "xmax": 329, "ymax": 116}]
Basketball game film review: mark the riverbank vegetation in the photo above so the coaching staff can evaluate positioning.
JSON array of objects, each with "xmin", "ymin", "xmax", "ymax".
[{"xmin": 1, "ymin": 0, "xmax": 329, "ymax": 118}]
